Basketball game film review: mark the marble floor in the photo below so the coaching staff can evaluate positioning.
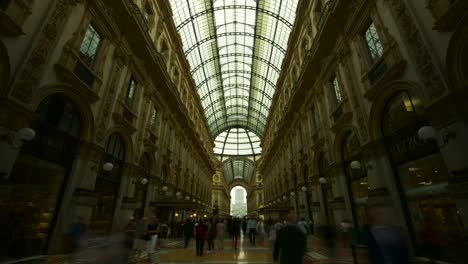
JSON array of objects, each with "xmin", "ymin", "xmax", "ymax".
[{"xmin": 155, "ymin": 234, "xmax": 366, "ymax": 264}]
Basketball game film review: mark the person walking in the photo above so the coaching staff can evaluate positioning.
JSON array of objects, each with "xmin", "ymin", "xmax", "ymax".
[
  {"xmin": 183, "ymin": 218, "xmax": 194, "ymax": 248},
  {"xmin": 248, "ymin": 218, "xmax": 257, "ymax": 245},
  {"xmin": 231, "ymin": 218, "xmax": 241, "ymax": 250},
  {"xmin": 216, "ymin": 219, "xmax": 226, "ymax": 250},
  {"xmin": 298, "ymin": 217, "xmax": 309, "ymax": 236},
  {"xmin": 273, "ymin": 211, "xmax": 307, "ymax": 264},
  {"xmin": 147, "ymin": 217, "xmax": 159, "ymax": 254},
  {"xmin": 256, "ymin": 218, "xmax": 265, "ymax": 244},
  {"xmin": 242, "ymin": 218, "xmax": 247, "ymax": 236},
  {"xmin": 206, "ymin": 219, "xmax": 216, "ymax": 252},
  {"xmin": 195, "ymin": 219, "xmax": 207, "ymax": 256}
]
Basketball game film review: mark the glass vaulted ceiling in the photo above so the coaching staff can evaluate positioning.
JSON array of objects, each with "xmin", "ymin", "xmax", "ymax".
[{"xmin": 169, "ymin": 0, "xmax": 299, "ymax": 156}]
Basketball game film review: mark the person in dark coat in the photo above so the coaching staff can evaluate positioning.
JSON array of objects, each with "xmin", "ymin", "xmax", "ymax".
[
  {"xmin": 273, "ymin": 211, "xmax": 307, "ymax": 264},
  {"xmin": 231, "ymin": 218, "xmax": 241, "ymax": 250},
  {"xmin": 183, "ymin": 219, "xmax": 194, "ymax": 248}
]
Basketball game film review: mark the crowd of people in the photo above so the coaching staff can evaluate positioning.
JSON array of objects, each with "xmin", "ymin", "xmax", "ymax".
[{"xmin": 64, "ymin": 207, "xmax": 419, "ymax": 264}]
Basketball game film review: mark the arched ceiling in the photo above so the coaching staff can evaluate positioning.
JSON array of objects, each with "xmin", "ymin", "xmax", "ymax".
[
  {"xmin": 223, "ymin": 157, "xmax": 254, "ymax": 184},
  {"xmin": 168, "ymin": 0, "xmax": 299, "ymax": 153}
]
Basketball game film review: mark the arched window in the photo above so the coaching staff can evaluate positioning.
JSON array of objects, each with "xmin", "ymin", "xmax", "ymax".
[
  {"xmin": 105, "ymin": 133, "xmax": 126, "ymax": 161},
  {"xmin": 160, "ymin": 166, "xmax": 167, "ymax": 183},
  {"xmin": 140, "ymin": 153, "xmax": 151, "ymax": 174},
  {"xmin": 38, "ymin": 94, "xmax": 81, "ymax": 138}
]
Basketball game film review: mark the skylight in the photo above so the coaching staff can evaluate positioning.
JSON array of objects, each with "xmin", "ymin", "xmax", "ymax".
[{"xmin": 169, "ymin": 0, "xmax": 298, "ymax": 154}]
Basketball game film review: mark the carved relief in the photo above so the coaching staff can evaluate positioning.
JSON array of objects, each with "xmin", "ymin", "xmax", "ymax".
[
  {"xmin": 385, "ymin": 0, "xmax": 445, "ymax": 99},
  {"xmin": 95, "ymin": 55, "xmax": 125, "ymax": 142},
  {"xmin": 11, "ymin": 0, "xmax": 82, "ymax": 103}
]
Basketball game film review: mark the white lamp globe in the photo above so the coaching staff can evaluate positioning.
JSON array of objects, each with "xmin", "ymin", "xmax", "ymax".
[
  {"xmin": 140, "ymin": 178, "xmax": 148, "ymax": 185},
  {"xmin": 103, "ymin": 162, "xmax": 114, "ymax": 172},
  {"xmin": 176, "ymin": 191, "xmax": 182, "ymax": 197},
  {"xmin": 15, "ymin": 128, "xmax": 36, "ymax": 141},
  {"xmin": 319, "ymin": 177, "xmax": 327, "ymax": 184},
  {"xmin": 185, "ymin": 195, "xmax": 190, "ymax": 200},
  {"xmin": 290, "ymin": 191, "xmax": 295, "ymax": 196},
  {"xmin": 162, "ymin": 186, "xmax": 168, "ymax": 192},
  {"xmin": 283, "ymin": 195, "xmax": 287, "ymax": 200},
  {"xmin": 350, "ymin": 160, "xmax": 361, "ymax": 170},
  {"xmin": 418, "ymin": 126, "xmax": 436, "ymax": 141},
  {"xmin": 301, "ymin": 186, "xmax": 307, "ymax": 192}
]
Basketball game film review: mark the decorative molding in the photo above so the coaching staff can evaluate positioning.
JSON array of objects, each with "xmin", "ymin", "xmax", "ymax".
[
  {"xmin": 384, "ymin": 0, "xmax": 446, "ymax": 99},
  {"xmin": 11, "ymin": 0, "xmax": 83, "ymax": 103}
]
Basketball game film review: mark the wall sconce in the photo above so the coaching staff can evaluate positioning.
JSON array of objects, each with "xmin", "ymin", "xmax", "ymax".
[
  {"xmin": 418, "ymin": 126, "xmax": 436, "ymax": 141},
  {"xmin": 301, "ymin": 186, "xmax": 307, "ymax": 192},
  {"xmin": 176, "ymin": 191, "xmax": 182, "ymax": 197},
  {"xmin": 185, "ymin": 195, "xmax": 190, "ymax": 200},
  {"xmin": 290, "ymin": 191, "xmax": 295, "ymax": 196},
  {"xmin": 350, "ymin": 161, "xmax": 372, "ymax": 171},
  {"xmin": 418, "ymin": 125, "xmax": 456, "ymax": 145},
  {"xmin": 283, "ymin": 195, "xmax": 287, "ymax": 200},
  {"xmin": 15, "ymin": 128, "xmax": 36, "ymax": 141},
  {"xmin": 192, "ymin": 198, "xmax": 196, "ymax": 202},
  {"xmin": 175, "ymin": 213, "xmax": 179, "ymax": 217},
  {"xmin": 132, "ymin": 177, "xmax": 148, "ymax": 185},
  {"xmin": 319, "ymin": 177, "xmax": 327, "ymax": 184},
  {"xmin": 91, "ymin": 162, "xmax": 113, "ymax": 172},
  {"xmin": 203, "ymin": 214, "xmax": 207, "ymax": 218},
  {"xmin": 103, "ymin": 162, "xmax": 114, "ymax": 172},
  {"xmin": 277, "ymin": 198, "xmax": 281, "ymax": 203},
  {"xmin": 162, "ymin": 185, "xmax": 168, "ymax": 192}
]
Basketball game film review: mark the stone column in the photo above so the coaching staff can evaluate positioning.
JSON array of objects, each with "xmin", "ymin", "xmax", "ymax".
[
  {"xmin": 437, "ymin": 121, "xmax": 468, "ymax": 235},
  {"xmin": 112, "ymin": 162, "xmax": 138, "ymax": 232},
  {"xmin": 364, "ymin": 140, "xmax": 405, "ymax": 227},
  {"xmin": 48, "ymin": 140, "xmax": 103, "ymax": 254}
]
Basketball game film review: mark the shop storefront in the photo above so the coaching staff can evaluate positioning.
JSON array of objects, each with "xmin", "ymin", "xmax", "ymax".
[
  {"xmin": 0, "ymin": 94, "xmax": 80, "ymax": 258},
  {"xmin": 89, "ymin": 133, "xmax": 126, "ymax": 235},
  {"xmin": 382, "ymin": 91, "xmax": 466, "ymax": 262}
]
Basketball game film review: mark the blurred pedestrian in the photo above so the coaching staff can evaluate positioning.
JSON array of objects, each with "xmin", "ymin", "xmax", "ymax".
[
  {"xmin": 231, "ymin": 218, "xmax": 241, "ymax": 250},
  {"xmin": 183, "ymin": 218, "xmax": 194, "ymax": 248},
  {"xmin": 273, "ymin": 211, "xmax": 307, "ymax": 264},
  {"xmin": 362, "ymin": 207, "xmax": 410, "ymax": 264},
  {"xmin": 216, "ymin": 219, "xmax": 226, "ymax": 250},
  {"xmin": 69, "ymin": 216, "xmax": 87, "ymax": 253},
  {"xmin": 242, "ymin": 218, "xmax": 247, "ymax": 235},
  {"xmin": 248, "ymin": 217, "xmax": 257, "ymax": 245},
  {"xmin": 257, "ymin": 218, "xmax": 265, "ymax": 244},
  {"xmin": 298, "ymin": 217, "xmax": 309, "ymax": 236},
  {"xmin": 147, "ymin": 217, "xmax": 159, "ymax": 254},
  {"xmin": 206, "ymin": 218, "xmax": 216, "ymax": 252},
  {"xmin": 195, "ymin": 219, "xmax": 207, "ymax": 256}
]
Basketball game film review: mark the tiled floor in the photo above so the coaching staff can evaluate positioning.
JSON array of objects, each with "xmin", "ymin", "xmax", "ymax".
[{"xmin": 154, "ymin": 234, "xmax": 368, "ymax": 264}]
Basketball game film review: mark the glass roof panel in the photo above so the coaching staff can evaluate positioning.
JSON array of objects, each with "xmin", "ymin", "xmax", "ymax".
[
  {"xmin": 169, "ymin": 0, "xmax": 298, "ymax": 150},
  {"xmin": 222, "ymin": 157, "xmax": 254, "ymax": 184}
]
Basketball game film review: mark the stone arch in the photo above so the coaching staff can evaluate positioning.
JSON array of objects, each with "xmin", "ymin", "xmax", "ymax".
[
  {"xmin": 446, "ymin": 18, "xmax": 468, "ymax": 91},
  {"xmin": 139, "ymin": 148, "xmax": 156, "ymax": 175},
  {"xmin": 332, "ymin": 125, "xmax": 361, "ymax": 163},
  {"xmin": 0, "ymin": 41, "xmax": 10, "ymax": 96},
  {"xmin": 368, "ymin": 80, "xmax": 425, "ymax": 141},
  {"xmin": 31, "ymin": 83, "xmax": 95, "ymax": 141},
  {"xmin": 230, "ymin": 181, "xmax": 249, "ymax": 191},
  {"xmin": 104, "ymin": 127, "xmax": 134, "ymax": 163},
  {"xmin": 312, "ymin": 149, "xmax": 328, "ymax": 179}
]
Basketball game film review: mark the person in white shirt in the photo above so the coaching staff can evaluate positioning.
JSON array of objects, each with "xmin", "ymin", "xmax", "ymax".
[{"xmin": 257, "ymin": 219, "xmax": 265, "ymax": 244}]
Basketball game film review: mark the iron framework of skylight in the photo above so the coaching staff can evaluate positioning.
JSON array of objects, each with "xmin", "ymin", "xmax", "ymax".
[
  {"xmin": 168, "ymin": 0, "xmax": 298, "ymax": 156},
  {"xmin": 223, "ymin": 157, "xmax": 254, "ymax": 184}
]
